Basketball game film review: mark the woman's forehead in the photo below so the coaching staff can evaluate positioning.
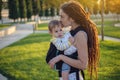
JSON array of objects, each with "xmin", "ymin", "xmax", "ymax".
[{"xmin": 59, "ymin": 9, "xmax": 70, "ymax": 18}]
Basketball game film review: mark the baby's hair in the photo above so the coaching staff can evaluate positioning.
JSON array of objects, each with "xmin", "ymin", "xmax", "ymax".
[{"xmin": 48, "ymin": 20, "xmax": 61, "ymax": 32}]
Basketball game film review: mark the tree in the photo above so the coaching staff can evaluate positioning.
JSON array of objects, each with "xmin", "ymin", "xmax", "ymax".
[
  {"xmin": 39, "ymin": 0, "xmax": 44, "ymax": 18},
  {"xmin": 45, "ymin": 8, "xmax": 49, "ymax": 18},
  {"xmin": 18, "ymin": 0, "xmax": 27, "ymax": 21},
  {"xmin": 32, "ymin": 0, "xmax": 40, "ymax": 16},
  {"xmin": 43, "ymin": 0, "xmax": 69, "ymax": 17},
  {"xmin": 93, "ymin": 1, "xmax": 99, "ymax": 20},
  {"xmin": 93, "ymin": 1, "xmax": 99, "ymax": 15},
  {"xmin": 0, "ymin": 0, "xmax": 2, "ymax": 20},
  {"xmin": 26, "ymin": 0, "xmax": 33, "ymax": 21},
  {"xmin": 8, "ymin": 0, "xmax": 19, "ymax": 22},
  {"xmin": 50, "ymin": 7, "xmax": 55, "ymax": 17},
  {"xmin": 77, "ymin": 0, "xmax": 97, "ymax": 14},
  {"xmin": 101, "ymin": 0, "xmax": 104, "ymax": 41},
  {"xmin": 56, "ymin": 8, "xmax": 59, "ymax": 16},
  {"xmin": 107, "ymin": 0, "xmax": 120, "ymax": 21},
  {"xmin": 104, "ymin": 0, "xmax": 109, "ymax": 15}
]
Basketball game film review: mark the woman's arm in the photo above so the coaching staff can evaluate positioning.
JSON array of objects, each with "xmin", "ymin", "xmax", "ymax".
[{"xmin": 49, "ymin": 31, "xmax": 88, "ymax": 70}]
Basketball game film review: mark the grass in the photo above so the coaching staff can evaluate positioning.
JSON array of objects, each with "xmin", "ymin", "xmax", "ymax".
[
  {"xmin": 96, "ymin": 20, "xmax": 120, "ymax": 38},
  {"xmin": 98, "ymin": 41, "xmax": 120, "ymax": 80},
  {"xmin": 0, "ymin": 34, "xmax": 120, "ymax": 80},
  {"xmin": 37, "ymin": 23, "xmax": 48, "ymax": 30},
  {"xmin": 0, "ymin": 24, "xmax": 11, "ymax": 30},
  {"xmin": 0, "ymin": 34, "xmax": 58, "ymax": 80}
]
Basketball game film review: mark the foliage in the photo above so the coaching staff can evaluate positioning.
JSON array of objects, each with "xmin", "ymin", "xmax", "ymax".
[
  {"xmin": 44, "ymin": 8, "xmax": 49, "ymax": 17},
  {"xmin": 8, "ymin": 0, "xmax": 19, "ymax": 20},
  {"xmin": 106, "ymin": 0, "xmax": 120, "ymax": 14},
  {"xmin": 26, "ymin": 0, "xmax": 33, "ymax": 20},
  {"xmin": 18, "ymin": 0, "xmax": 27, "ymax": 19},
  {"xmin": 93, "ymin": 1, "xmax": 99, "ymax": 15},
  {"xmin": 39, "ymin": 0, "xmax": 44, "ymax": 17},
  {"xmin": 0, "ymin": 0, "xmax": 2, "ymax": 20},
  {"xmin": 50, "ymin": 7, "xmax": 55, "ymax": 17},
  {"xmin": 32, "ymin": 0, "xmax": 40, "ymax": 16}
]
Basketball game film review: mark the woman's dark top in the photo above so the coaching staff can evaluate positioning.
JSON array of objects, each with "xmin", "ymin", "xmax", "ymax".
[{"xmin": 46, "ymin": 26, "xmax": 86, "ymax": 79}]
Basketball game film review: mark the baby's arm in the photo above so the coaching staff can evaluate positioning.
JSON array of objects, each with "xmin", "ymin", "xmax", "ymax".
[
  {"xmin": 64, "ymin": 45, "xmax": 77, "ymax": 55},
  {"xmin": 64, "ymin": 36, "xmax": 77, "ymax": 55}
]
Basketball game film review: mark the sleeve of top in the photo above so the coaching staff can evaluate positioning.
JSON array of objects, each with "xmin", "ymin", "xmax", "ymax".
[{"xmin": 46, "ymin": 42, "xmax": 57, "ymax": 63}]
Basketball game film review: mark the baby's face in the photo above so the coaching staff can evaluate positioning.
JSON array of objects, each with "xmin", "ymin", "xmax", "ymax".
[{"xmin": 51, "ymin": 26, "xmax": 64, "ymax": 38}]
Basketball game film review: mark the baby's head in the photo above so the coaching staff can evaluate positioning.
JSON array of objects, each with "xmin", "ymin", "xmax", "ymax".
[{"xmin": 48, "ymin": 20, "xmax": 64, "ymax": 38}]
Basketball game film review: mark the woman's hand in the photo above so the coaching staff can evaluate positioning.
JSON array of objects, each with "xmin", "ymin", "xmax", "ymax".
[{"xmin": 48, "ymin": 55, "xmax": 62, "ymax": 69}]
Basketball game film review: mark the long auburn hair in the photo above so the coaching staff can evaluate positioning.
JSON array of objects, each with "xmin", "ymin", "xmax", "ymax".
[{"xmin": 61, "ymin": 1, "xmax": 100, "ymax": 80}]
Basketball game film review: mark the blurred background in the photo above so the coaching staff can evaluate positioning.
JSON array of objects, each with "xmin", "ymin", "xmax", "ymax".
[
  {"xmin": 0, "ymin": 0, "xmax": 120, "ymax": 22},
  {"xmin": 0, "ymin": 0, "xmax": 120, "ymax": 80}
]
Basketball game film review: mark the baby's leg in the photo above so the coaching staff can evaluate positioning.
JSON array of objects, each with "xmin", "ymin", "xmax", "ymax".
[
  {"xmin": 62, "ymin": 63, "xmax": 70, "ymax": 80},
  {"xmin": 62, "ymin": 71, "xmax": 69, "ymax": 80}
]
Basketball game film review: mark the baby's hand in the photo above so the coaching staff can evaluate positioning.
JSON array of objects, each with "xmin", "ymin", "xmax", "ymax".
[{"xmin": 69, "ymin": 37, "xmax": 74, "ymax": 44}]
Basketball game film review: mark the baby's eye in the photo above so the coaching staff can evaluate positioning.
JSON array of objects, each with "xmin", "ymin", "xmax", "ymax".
[
  {"xmin": 55, "ymin": 31, "xmax": 58, "ymax": 33},
  {"xmin": 60, "ymin": 29, "xmax": 62, "ymax": 31}
]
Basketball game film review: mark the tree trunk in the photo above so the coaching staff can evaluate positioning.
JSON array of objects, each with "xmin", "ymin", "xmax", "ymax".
[
  {"xmin": 117, "ymin": 14, "xmax": 120, "ymax": 22},
  {"xmin": 101, "ymin": 0, "xmax": 104, "ymax": 41}
]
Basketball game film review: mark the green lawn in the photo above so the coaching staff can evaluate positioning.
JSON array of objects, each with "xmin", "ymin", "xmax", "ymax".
[
  {"xmin": 98, "ymin": 40, "xmax": 120, "ymax": 80},
  {"xmin": 96, "ymin": 20, "xmax": 120, "ymax": 38},
  {"xmin": 0, "ymin": 34, "xmax": 120, "ymax": 80},
  {"xmin": 0, "ymin": 24, "xmax": 11, "ymax": 30},
  {"xmin": 37, "ymin": 23, "xmax": 48, "ymax": 30}
]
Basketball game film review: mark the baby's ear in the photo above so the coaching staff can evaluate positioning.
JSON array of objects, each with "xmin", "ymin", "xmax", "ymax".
[{"xmin": 49, "ymin": 31, "xmax": 52, "ymax": 35}]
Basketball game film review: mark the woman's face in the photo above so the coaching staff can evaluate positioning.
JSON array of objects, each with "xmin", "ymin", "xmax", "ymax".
[{"xmin": 59, "ymin": 9, "xmax": 71, "ymax": 27}]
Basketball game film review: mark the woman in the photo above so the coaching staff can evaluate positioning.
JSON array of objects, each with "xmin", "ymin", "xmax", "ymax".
[{"xmin": 47, "ymin": 1, "xmax": 99, "ymax": 80}]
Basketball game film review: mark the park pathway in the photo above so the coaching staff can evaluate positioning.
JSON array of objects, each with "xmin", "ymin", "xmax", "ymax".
[
  {"xmin": 98, "ymin": 35, "xmax": 120, "ymax": 42},
  {"xmin": 0, "ymin": 23, "xmax": 34, "ymax": 49}
]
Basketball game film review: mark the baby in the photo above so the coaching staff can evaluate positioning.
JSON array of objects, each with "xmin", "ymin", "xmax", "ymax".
[{"xmin": 48, "ymin": 20, "xmax": 77, "ymax": 80}]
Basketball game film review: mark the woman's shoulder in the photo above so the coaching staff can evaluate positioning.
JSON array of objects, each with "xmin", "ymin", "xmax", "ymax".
[{"xmin": 75, "ymin": 31, "xmax": 88, "ymax": 40}]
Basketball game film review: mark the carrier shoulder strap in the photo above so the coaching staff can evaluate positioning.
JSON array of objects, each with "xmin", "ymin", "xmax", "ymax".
[
  {"xmin": 70, "ymin": 26, "xmax": 86, "ymax": 80},
  {"xmin": 70, "ymin": 26, "xmax": 86, "ymax": 36}
]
